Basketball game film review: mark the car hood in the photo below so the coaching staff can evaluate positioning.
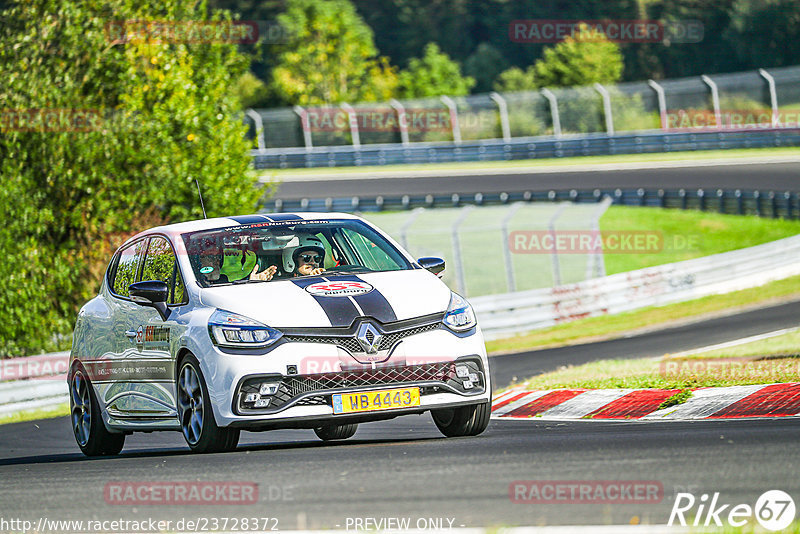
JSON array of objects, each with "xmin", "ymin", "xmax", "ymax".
[{"xmin": 198, "ymin": 269, "xmax": 452, "ymax": 328}]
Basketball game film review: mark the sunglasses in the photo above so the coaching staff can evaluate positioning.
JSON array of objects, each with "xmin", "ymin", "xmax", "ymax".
[{"xmin": 299, "ymin": 254, "xmax": 322, "ymax": 263}]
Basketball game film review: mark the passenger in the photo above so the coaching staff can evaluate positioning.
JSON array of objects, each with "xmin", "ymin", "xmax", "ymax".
[{"xmin": 250, "ymin": 233, "xmax": 326, "ymax": 280}]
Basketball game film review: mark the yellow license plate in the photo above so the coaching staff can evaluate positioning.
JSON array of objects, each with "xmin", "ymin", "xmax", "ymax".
[{"xmin": 333, "ymin": 387, "xmax": 420, "ymax": 414}]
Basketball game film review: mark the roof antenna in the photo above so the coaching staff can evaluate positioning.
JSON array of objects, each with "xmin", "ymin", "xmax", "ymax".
[{"xmin": 195, "ymin": 178, "xmax": 207, "ymax": 219}]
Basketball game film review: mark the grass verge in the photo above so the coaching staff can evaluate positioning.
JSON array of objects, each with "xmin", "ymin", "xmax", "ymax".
[
  {"xmin": 265, "ymin": 146, "xmax": 800, "ymax": 177},
  {"xmin": 486, "ymin": 274, "xmax": 800, "ymax": 354},
  {"xmin": 504, "ymin": 329, "xmax": 800, "ymax": 393},
  {"xmin": 600, "ymin": 207, "xmax": 800, "ymax": 274},
  {"xmin": 0, "ymin": 403, "xmax": 69, "ymax": 426}
]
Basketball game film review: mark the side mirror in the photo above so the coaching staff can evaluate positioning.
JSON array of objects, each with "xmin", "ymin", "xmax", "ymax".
[
  {"xmin": 129, "ymin": 280, "xmax": 170, "ymax": 320},
  {"xmin": 418, "ymin": 257, "xmax": 445, "ymax": 276}
]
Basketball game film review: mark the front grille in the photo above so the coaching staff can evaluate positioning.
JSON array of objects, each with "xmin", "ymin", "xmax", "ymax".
[
  {"xmin": 284, "ymin": 361, "xmax": 453, "ymax": 396},
  {"xmin": 283, "ymin": 322, "xmax": 440, "ymax": 354},
  {"xmin": 236, "ymin": 358, "xmax": 485, "ymax": 415}
]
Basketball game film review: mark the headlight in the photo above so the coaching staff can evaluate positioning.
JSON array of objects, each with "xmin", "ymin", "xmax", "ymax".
[
  {"xmin": 208, "ymin": 309, "xmax": 282, "ymax": 348},
  {"xmin": 443, "ymin": 292, "xmax": 477, "ymax": 332}
]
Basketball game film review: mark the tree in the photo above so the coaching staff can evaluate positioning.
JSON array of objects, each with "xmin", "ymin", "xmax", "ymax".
[
  {"xmin": 464, "ymin": 43, "xmax": 509, "ymax": 93},
  {"xmin": 270, "ymin": 0, "xmax": 397, "ymax": 105},
  {"xmin": 397, "ymin": 43, "xmax": 475, "ymax": 99},
  {"xmin": 493, "ymin": 66, "xmax": 538, "ymax": 93},
  {"xmin": 0, "ymin": 0, "xmax": 261, "ymax": 356},
  {"xmin": 533, "ymin": 24, "xmax": 624, "ymax": 88}
]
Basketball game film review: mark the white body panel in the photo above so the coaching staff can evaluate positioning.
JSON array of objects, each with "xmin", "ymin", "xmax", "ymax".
[{"xmin": 70, "ymin": 213, "xmax": 491, "ymax": 435}]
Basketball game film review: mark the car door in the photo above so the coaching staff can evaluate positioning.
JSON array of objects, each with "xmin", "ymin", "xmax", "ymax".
[
  {"xmin": 118, "ymin": 235, "xmax": 187, "ymax": 418},
  {"xmin": 101, "ymin": 237, "xmax": 148, "ymax": 415}
]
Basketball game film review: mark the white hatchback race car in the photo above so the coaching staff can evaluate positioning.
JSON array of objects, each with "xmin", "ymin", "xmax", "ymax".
[{"xmin": 69, "ymin": 213, "xmax": 492, "ymax": 455}]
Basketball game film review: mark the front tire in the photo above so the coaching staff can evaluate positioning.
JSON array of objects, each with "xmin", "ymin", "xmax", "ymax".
[
  {"xmin": 431, "ymin": 402, "xmax": 491, "ymax": 437},
  {"xmin": 70, "ymin": 367, "xmax": 125, "ymax": 457},
  {"xmin": 314, "ymin": 423, "xmax": 358, "ymax": 441},
  {"xmin": 177, "ymin": 356, "xmax": 239, "ymax": 453}
]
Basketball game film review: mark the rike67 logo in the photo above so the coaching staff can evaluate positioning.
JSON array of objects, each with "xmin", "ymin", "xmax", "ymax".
[{"xmin": 669, "ymin": 490, "xmax": 796, "ymax": 531}]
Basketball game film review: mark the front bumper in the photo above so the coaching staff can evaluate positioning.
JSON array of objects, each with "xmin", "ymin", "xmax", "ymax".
[{"xmin": 193, "ymin": 324, "xmax": 491, "ymax": 428}]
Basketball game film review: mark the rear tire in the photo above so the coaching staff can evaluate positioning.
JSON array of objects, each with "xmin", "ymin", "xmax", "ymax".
[
  {"xmin": 70, "ymin": 367, "xmax": 125, "ymax": 457},
  {"xmin": 432, "ymin": 402, "xmax": 491, "ymax": 438},
  {"xmin": 314, "ymin": 423, "xmax": 358, "ymax": 441},
  {"xmin": 177, "ymin": 356, "xmax": 240, "ymax": 453}
]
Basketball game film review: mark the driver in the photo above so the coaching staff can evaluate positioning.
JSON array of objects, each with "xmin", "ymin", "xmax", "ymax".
[{"xmin": 250, "ymin": 233, "xmax": 326, "ymax": 281}]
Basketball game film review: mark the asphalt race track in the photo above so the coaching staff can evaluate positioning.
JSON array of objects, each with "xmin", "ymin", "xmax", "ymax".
[
  {"xmin": 274, "ymin": 161, "xmax": 800, "ymax": 200},
  {"xmin": 2, "ymin": 300, "xmax": 799, "ymax": 529},
  {"xmin": 1, "ymin": 404, "xmax": 799, "ymax": 528}
]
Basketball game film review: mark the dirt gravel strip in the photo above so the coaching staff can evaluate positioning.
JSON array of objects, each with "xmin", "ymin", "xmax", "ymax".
[{"xmin": 491, "ymin": 383, "xmax": 800, "ymax": 421}]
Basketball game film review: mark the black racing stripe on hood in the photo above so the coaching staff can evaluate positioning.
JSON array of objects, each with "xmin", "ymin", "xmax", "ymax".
[
  {"xmin": 267, "ymin": 214, "xmax": 303, "ymax": 221},
  {"xmin": 291, "ymin": 277, "xmax": 360, "ymax": 328},
  {"xmin": 228, "ymin": 215, "xmax": 271, "ymax": 224},
  {"xmin": 331, "ymin": 274, "xmax": 398, "ymax": 323}
]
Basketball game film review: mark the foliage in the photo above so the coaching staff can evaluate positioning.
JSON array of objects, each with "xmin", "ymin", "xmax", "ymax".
[
  {"xmin": 533, "ymin": 24, "xmax": 624, "ymax": 88},
  {"xmin": 232, "ymin": 71, "xmax": 271, "ymax": 108},
  {"xmin": 270, "ymin": 0, "xmax": 397, "ymax": 105},
  {"xmin": 493, "ymin": 67, "xmax": 538, "ymax": 93},
  {"xmin": 397, "ymin": 43, "xmax": 475, "ymax": 99},
  {"xmin": 0, "ymin": 0, "xmax": 261, "ymax": 356},
  {"xmin": 464, "ymin": 43, "xmax": 509, "ymax": 93}
]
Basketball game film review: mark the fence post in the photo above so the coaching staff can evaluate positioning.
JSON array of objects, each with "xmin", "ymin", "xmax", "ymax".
[
  {"xmin": 647, "ymin": 79, "xmax": 668, "ymax": 130},
  {"xmin": 340, "ymin": 103, "xmax": 360, "ymax": 148},
  {"xmin": 490, "ymin": 92, "xmax": 511, "ymax": 142},
  {"xmin": 399, "ymin": 207, "xmax": 425, "ymax": 250},
  {"xmin": 245, "ymin": 109, "xmax": 266, "ymax": 150},
  {"xmin": 594, "ymin": 83, "xmax": 615, "ymax": 135},
  {"xmin": 440, "ymin": 95, "xmax": 462, "ymax": 144},
  {"xmin": 548, "ymin": 203, "xmax": 569, "ymax": 286},
  {"xmin": 501, "ymin": 202, "xmax": 524, "ymax": 292},
  {"xmin": 540, "ymin": 88, "xmax": 561, "ymax": 137},
  {"xmin": 293, "ymin": 105, "xmax": 313, "ymax": 150},
  {"xmin": 701, "ymin": 75, "xmax": 722, "ymax": 129},
  {"xmin": 389, "ymin": 99, "xmax": 410, "ymax": 146},
  {"xmin": 587, "ymin": 196, "xmax": 612, "ymax": 279},
  {"xmin": 451, "ymin": 205, "xmax": 475, "ymax": 295},
  {"xmin": 758, "ymin": 69, "xmax": 780, "ymax": 127}
]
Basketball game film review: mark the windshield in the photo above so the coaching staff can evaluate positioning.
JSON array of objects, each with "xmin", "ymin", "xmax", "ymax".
[{"xmin": 182, "ymin": 219, "xmax": 412, "ymax": 287}]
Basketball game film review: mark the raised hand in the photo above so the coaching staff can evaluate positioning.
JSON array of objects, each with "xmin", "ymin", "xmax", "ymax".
[{"xmin": 250, "ymin": 264, "xmax": 277, "ymax": 281}]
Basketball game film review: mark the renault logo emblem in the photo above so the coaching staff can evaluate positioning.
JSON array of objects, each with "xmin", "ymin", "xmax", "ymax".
[{"xmin": 356, "ymin": 322, "xmax": 383, "ymax": 354}]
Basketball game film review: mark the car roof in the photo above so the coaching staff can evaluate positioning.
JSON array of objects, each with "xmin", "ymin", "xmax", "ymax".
[{"xmin": 126, "ymin": 212, "xmax": 366, "ymax": 244}]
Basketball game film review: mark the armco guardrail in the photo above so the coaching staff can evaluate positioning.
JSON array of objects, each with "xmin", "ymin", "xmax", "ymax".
[
  {"xmin": 473, "ymin": 234, "xmax": 800, "ymax": 340},
  {"xmin": 265, "ymin": 187, "xmax": 800, "ymax": 219},
  {"xmin": 0, "ymin": 352, "xmax": 69, "ymax": 416},
  {"xmin": 252, "ymin": 129, "xmax": 800, "ymax": 169}
]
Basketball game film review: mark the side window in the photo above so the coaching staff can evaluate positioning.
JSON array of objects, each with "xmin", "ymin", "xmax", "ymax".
[
  {"xmin": 142, "ymin": 237, "xmax": 186, "ymax": 305},
  {"xmin": 341, "ymin": 228, "xmax": 400, "ymax": 271},
  {"xmin": 112, "ymin": 240, "xmax": 146, "ymax": 297}
]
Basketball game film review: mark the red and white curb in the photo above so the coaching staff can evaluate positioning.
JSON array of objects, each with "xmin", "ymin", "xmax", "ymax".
[{"xmin": 491, "ymin": 383, "xmax": 800, "ymax": 420}]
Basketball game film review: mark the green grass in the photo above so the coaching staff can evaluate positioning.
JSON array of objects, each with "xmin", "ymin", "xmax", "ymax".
[
  {"xmin": 659, "ymin": 389, "xmax": 693, "ymax": 409},
  {"xmin": 677, "ymin": 328, "xmax": 800, "ymax": 360},
  {"xmin": 503, "ymin": 328, "xmax": 800, "ymax": 392},
  {"xmin": 600, "ymin": 207, "xmax": 800, "ymax": 274},
  {"xmin": 0, "ymin": 402, "xmax": 69, "ymax": 426},
  {"xmin": 364, "ymin": 206, "xmax": 800, "ymax": 297},
  {"xmin": 264, "ymin": 146, "xmax": 800, "ymax": 177},
  {"xmin": 486, "ymin": 274, "xmax": 800, "ymax": 354}
]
